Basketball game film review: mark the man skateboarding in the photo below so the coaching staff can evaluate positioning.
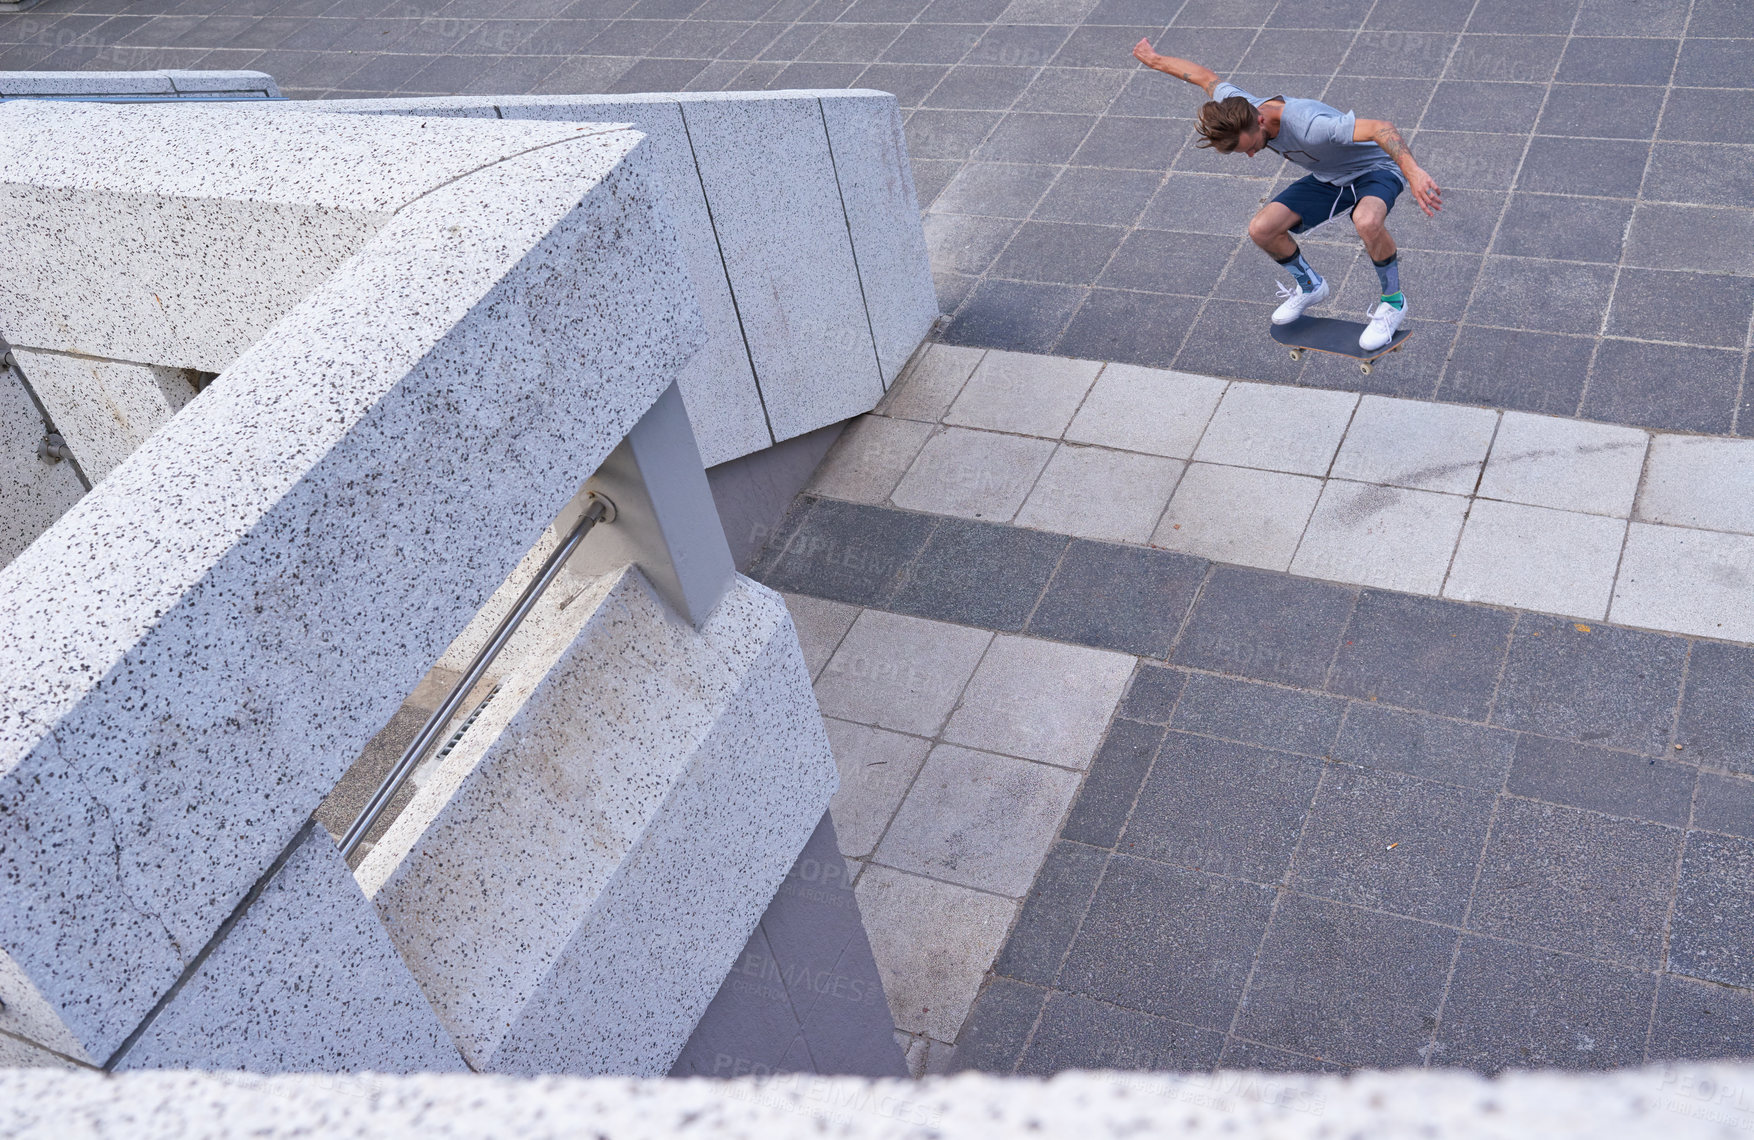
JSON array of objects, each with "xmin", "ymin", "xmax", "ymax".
[{"xmin": 1132, "ymin": 38, "xmax": 1442, "ymax": 351}]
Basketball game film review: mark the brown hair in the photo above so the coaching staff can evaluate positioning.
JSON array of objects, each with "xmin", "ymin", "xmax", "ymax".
[{"xmin": 1195, "ymin": 95, "xmax": 1259, "ymax": 152}]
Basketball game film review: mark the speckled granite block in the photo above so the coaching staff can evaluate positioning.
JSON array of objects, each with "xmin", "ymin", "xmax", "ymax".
[
  {"xmin": 0, "ymin": 71, "xmax": 278, "ymax": 98},
  {"xmin": 819, "ymin": 92, "xmax": 938, "ymax": 386},
  {"xmin": 366, "ymin": 569, "xmax": 835, "ymax": 1076},
  {"xmin": 0, "ymin": 368, "xmax": 83, "ymax": 569},
  {"xmin": 117, "ymin": 826, "xmax": 465, "ymax": 1074},
  {"xmin": 681, "ymin": 95, "xmax": 884, "ymax": 442},
  {"xmin": 8, "ymin": 350, "xmax": 198, "ymax": 484},
  {"xmin": 0, "ymin": 106, "xmax": 700, "ymax": 1061}
]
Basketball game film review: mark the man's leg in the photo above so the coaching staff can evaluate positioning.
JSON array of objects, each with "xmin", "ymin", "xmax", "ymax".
[
  {"xmin": 1250, "ymin": 202, "xmax": 1329, "ymax": 324},
  {"xmin": 1352, "ymin": 194, "xmax": 1404, "ymax": 309}
]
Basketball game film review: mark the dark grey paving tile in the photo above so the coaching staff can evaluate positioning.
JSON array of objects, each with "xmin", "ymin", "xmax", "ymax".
[
  {"xmin": 1669, "ymin": 831, "xmax": 1754, "ymax": 989},
  {"xmin": 333, "ymin": 50, "xmax": 444, "ymax": 90},
  {"xmin": 607, "ymin": 54, "xmax": 710, "ymax": 89},
  {"xmin": 752, "ymin": 496, "xmax": 935, "ymax": 605},
  {"xmin": 990, "ymin": 221, "xmax": 1127, "ymax": 285},
  {"xmin": 455, "ymin": 52, "xmax": 569, "ymax": 95},
  {"xmin": 1676, "ymin": 38, "xmax": 1754, "ymax": 87},
  {"xmin": 718, "ymin": 20, "xmax": 787, "ymax": 57},
  {"xmin": 1446, "ymin": 33, "xmax": 1566, "ymax": 83},
  {"xmin": 1493, "ymin": 616, "xmax": 1689, "ymax": 756},
  {"xmin": 921, "ymin": 62, "xmax": 1034, "ymax": 109},
  {"xmin": 1240, "ymin": 27, "xmax": 1354, "ymax": 73},
  {"xmin": 855, "ymin": 61, "xmax": 950, "ymax": 105},
  {"xmin": 1110, "ymin": 67, "xmax": 1201, "ymax": 118},
  {"xmin": 931, "ymin": 161, "xmax": 1059, "ymax": 218},
  {"xmin": 973, "ymin": 111, "xmax": 1099, "ymax": 163},
  {"xmin": 1017, "ymin": 991, "xmax": 1226, "ymax": 1074},
  {"xmin": 1069, "ymin": 114, "xmax": 1189, "ymax": 170},
  {"xmin": 1690, "ymin": 0, "xmax": 1754, "ymax": 36},
  {"xmin": 1365, "ymin": 0, "xmax": 1474, "ymax": 30},
  {"xmin": 1028, "ymin": 539, "xmax": 1208, "ymax": 658},
  {"xmin": 1431, "ymin": 937, "xmax": 1656, "ymax": 1072},
  {"xmin": 917, "ymin": 0, "xmax": 1010, "ymax": 20},
  {"xmin": 1329, "ymin": 592, "xmax": 1513, "ymax": 722},
  {"xmin": 1465, "ymin": 0, "xmax": 1580, "ymax": 33},
  {"xmin": 924, "ymin": 211, "xmax": 1020, "ymax": 275},
  {"xmin": 1469, "ymin": 798, "xmax": 1682, "ymax": 968},
  {"xmin": 1338, "ymin": 30, "xmax": 1457, "ymax": 78},
  {"xmin": 1034, "ymin": 167, "xmax": 1162, "ymax": 227},
  {"xmin": 1491, "ymin": 192, "xmax": 1632, "ymax": 262},
  {"xmin": 1055, "ymin": 289, "xmax": 1202, "ymax": 370},
  {"xmin": 1625, "ymin": 202, "xmax": 1754, "ymax": 276},
  {"xmin": 947, "ymin": 977, "xmax": 1046, "ymax": 1073},
  {"xmin": 1407, "ymin": 129, "xmax": 1524, "ymax": 191},
  {"xmin": 1695, "ymin": 772, "xmax": 1754, "ymax": 840},
  {"xmin": 1538, "ymin": 83, "xmax": 1666, "ymax": 140},
  {"xmin": 1219, "ymin": 1040, "xmax": 1351, "ymax": 1073},
  {"xmin": 793, "ymin": 20, "xmax": 904, "ymax": 61},
  {"xmin": 1336, "ymin": 704, "xmax": 1517, "ymax": 790},
  {"xmin": 879, "ymin": 21, "xmax": 980, "ymax": 62},
  {"xmin": 1319, "ymin": 76, "xmax": 1437, "ymax": 129},
  {"xmin": 1575, "ymin": 0, "xmax": 1690, "ymax": 35},
  {"xmin": 994, "ymin": 840, "xmax": 1108, "ymax": 984},
  {"xmin": 1423, "ymin": 81, "xmax": 1545, "ymax": 133},
  {"xmin": 1647, "ymin": 975, "xmax": 1754, "ymax": 1061},
  {"xmin": 1236, "ymin": 893, "xmax": 1456, "ymax": 1069},
  {"xmin": 1508, "ymin": 733, "xmax": 1696, "ymax": 827},
  {"xmin": 932, "ymin": 268, "xmax": 977, "ymax": 312},
  {"xmin": 1059, "ymin": 854, "xmax": 1276, "ymax": 1028},
  {"xmin": 1173, "ymin": 0, "xmax": 1280, "ymax": 25},
  {"xmin": 1662, "ymin": 86, "xmax": 1754, "ymax": 146},
  {"xmin": 1125, "ymin": 733, "xmax": 1324, "ymax": 885},
  {"xmin": 1584, "ymin": 341, "xmax": 1741, "ymax": 436},
  {"xmin": 1466, "ymin": 255, "xmax": 1617, "ymax": 335},
  {"xmin": 834, "ymin": 0, "xmax": 926, "ymax": 19},
  {"xmin": 1062, "ymin": 719, "xmax": 1166, "ymax": 848},
  {"xmin": 1014, "ymin": 66, "xmax": 1132, "ymax": 115},
  {"xmin": 767, "ymin": 59, "xmax": 868, "ymax": 86},
  {"xmin": 1293, "ymin": 765, "xmax": 1496, "ymax": 924},
  {"xmin": 941, "ymin": 278, "xmax": 1085, "ymax": 352},
  {"xmin": 1119, "ymin": 664, "xmax": 1187, "ymax": 726},
  {"xmin": 1607, "ymin": 269, "xmax": 1754, "ymax": 350},
  {"xmin": 886, "ymin": 515, "xmax": 1067, "ymax": 630},
  {"xmin": 1439, "ymin": 325, "xmax": 1593, "ymax": 415},
  {"xmin": 1516, "ymin": 136, "xmax": 1651, "ymax": 198},
  {"xmin": 905, "ymin": 107, "xmax": 1004, "ymax": 159},
  {"xmin": 1275, "ymin": 0, "xmax": 1377, "ymax": 26},
  {"xmin": 1174, "ymin": 566, "xmax": 1358, "ymax": 689},
  {"xmin": 1096, "ymin": 230, "xmax": 1235, "ymax": 295},
  {"xmin": 1643, "ymin": 142, "xmax": 1754, "ymax": 209},
  {"xmin": 964, "ymin": 22, "xmax": 1069, "ymax": 67},
  {"xmin": 1140, "ymin": 173, "xmax": 1273, "ymax": 236},
  {"xmin": 1556, "ymin": 35, "xmax": 1679, "ymax": 83},
  {"xmin": 1047, "ymin": 24, "xmax": 1159, "ymax": 69},
  {"xmin": 1393, "ymin": 187, "xmax": 1506, "ymax": 254},
  {"xmin": 670, "ymin": 923, "xmax": 801, "ymax": 1076},
  {"xmin": 1175, "ymin": 298, "xmax": 1311, "ymax": 384},
  {"xmin": 911, "ymin": 158, "xmax": 962, "ymax": 209},
  {"xmin": 1171, "ymin": 674, "xmax": 1346, "ymax": 758}
]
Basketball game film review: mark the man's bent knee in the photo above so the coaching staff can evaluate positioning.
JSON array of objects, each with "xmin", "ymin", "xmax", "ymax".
[{"xmin": 1249, "ymin": 216, "xmax": 1290, "ymax": 247}]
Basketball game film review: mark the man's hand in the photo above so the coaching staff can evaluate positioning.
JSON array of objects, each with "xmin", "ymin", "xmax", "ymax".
[
  {"xmin": 1132, "ymin": 37, "xmax": 1160, "ymax": 67},
  {"xmin": 1406, "ymin": 166, "xmax": 1443, "ymax": 217}
]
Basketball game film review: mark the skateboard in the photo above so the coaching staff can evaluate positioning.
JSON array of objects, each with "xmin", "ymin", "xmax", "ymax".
[{"xmin": 1270, "ymin": 315, "xmax": 1411, "ymax": 375}]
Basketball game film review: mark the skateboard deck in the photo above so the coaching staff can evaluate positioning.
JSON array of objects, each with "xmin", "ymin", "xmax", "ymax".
[{"xmin": 1271, "ymin": 315, "xmax": 1411, "ymax": 375}]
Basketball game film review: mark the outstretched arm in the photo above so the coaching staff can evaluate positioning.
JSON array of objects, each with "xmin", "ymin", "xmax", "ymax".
[
  {"xmin": 1132, "ymin": 37, "xmax": 1221, "ymax": 96},
  {"xmin": 1354, "ymin": 117, "xmax": 1442, "ymax": 216}
]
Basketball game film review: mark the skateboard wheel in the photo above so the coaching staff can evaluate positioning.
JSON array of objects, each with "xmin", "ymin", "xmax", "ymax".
[
  {"xmin": 1360, "ymin": 362, "xmax": 1374, "ymax": 375},
  {"xmin": 1288, "ymin": 348, "xmax": 1303, "ymax": 361}
]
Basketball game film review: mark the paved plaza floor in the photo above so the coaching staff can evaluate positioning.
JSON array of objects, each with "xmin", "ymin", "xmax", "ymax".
[{"xmin": 6, "ymin": 0, "xmax": 1752, "ymax": 433}]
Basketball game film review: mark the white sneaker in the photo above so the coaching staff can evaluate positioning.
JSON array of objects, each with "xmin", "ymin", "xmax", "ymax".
[
  {"xmin": 1271, "ymin": 278, "xmax": 1330, "ymax": 324},
  {"xmin": 1359, "ymin": 298, "xmax": 1407, "ymax": 350}
]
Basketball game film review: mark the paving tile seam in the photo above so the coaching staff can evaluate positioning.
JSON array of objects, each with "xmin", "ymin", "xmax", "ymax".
[
  {"xmin": 1646, "ymin": 732, "xmax": 1708, "ymax": 1061},
  {"xmin": 786, "ymin": 481, "xmax": 1754, "ymax": 653}
]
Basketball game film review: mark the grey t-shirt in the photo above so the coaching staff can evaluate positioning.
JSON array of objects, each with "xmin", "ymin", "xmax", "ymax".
[{"xmin": 1213, "ymin": 81, "xmax": 1399, "ymax": 186}]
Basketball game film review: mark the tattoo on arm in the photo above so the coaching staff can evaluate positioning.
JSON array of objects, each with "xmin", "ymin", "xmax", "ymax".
[{"xmin": 1374, "ymin": 122, "xmax": 1411, "ymax": 162}]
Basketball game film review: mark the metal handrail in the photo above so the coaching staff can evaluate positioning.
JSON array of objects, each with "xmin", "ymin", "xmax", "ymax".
[{"xmin": 337, "ymin": 493, "xmax": 615, "ymax": 860}]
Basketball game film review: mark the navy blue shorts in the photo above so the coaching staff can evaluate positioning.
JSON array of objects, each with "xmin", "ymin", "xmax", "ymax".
[{"xmin": 1272, "ymin": 168, "xmax": 1404, "ymax": 234}]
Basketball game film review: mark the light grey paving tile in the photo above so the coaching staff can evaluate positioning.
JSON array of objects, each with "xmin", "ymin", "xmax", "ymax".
[
  {"xmin": 1192, "ymin": 380, "xmax": 1360, "ymax": 476},
  {"xmin": 1014, "ymin": 444, "xmax": 1185, "ymax": 544},
  {"xmin": 824, "ymin": 718, "xmax": 933, "ymax": 861},
  {"xmin": 1063, "ymin": 363, "xmax": 1229, "ymax": 459},
  {"xmin": 856, "ymin": 864, "xmax": 1018, "ymax": 1042},
  {"xmin": 1443, "ymin": 499, "xmax": 1626, "ymax": 620},
  {"xmin": 783, "ymin": 592, "xmax": 861, "ymax": 681},
  {"xmin": 878, "ymin": 342, "xmax": 985, "ymax": 424},
  {"xmin": 807, "ymin": 415, "xmax": 935, "ymax": 504},
  {"xmin": 890, "ymin": 425, "xmax": 1057, "ymax": 521},
  {"xmin": 875, "ymin": 743, "xmax": 1080, "ymax": 897},
  {"xmin": 1151, "ymin": 462, "xmax": 1323, "ymax": 571},
  {"xmin": 944, "ymin": 349, "xmax": 1103, "ymax": 438},
  {"xmin": 1477, "ymin": 411, "xmax": 1650, "ymax": 518},
  {"xmin": 1291, "ymin": 481, "xmax": 1470, "ymax": 595},
  {"xmin": 1329, "ymin": 396, "xmax": 1499, "ymax": 494},
  {"xmin": 815, "ymin": 610, "xmax": 993, "ymax": 736},
  {"xmin": 943, "ymin": 633, "xmax": 1133, "ymax": 770},
  {"xmin": 1611, "ymin": 523, "xmax": 1754, "ymax": 642},
  {"xmin": 1636, "ymin": 435, "xmax": 1754, "ymax": 537}
]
